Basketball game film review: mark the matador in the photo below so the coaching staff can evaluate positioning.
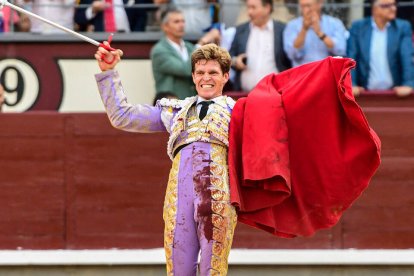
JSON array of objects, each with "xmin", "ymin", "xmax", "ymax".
[{"xmin": 95, "ymin": 44, "xmax": 237, "ymax": 275}]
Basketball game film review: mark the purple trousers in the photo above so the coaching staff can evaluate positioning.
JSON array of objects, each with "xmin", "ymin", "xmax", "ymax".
[{"xmin": 163, "ymin": 142, "xmax": 237, "ymax": 275}]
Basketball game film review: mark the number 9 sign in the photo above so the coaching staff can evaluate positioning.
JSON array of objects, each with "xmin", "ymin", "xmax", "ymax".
[{"xmin": 0, "ymin": 59, "xmax": 39, "ymax": 112}]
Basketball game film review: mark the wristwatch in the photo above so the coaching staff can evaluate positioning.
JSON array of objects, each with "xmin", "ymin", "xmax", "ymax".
[{"xmin": 319, "ymin": 33, "xmax": 327, "ymax": 41}]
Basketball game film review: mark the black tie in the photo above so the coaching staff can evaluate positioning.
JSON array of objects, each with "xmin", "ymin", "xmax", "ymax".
[{"xmin": 198, "ymin": 101, "xmax": 213, "ymax": 120}]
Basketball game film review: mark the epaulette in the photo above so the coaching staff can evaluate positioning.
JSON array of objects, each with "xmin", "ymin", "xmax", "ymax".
[
  {"xmin": 158, "ymin": 98, "xmax": 182, "ymax": 108},
  {"xmin": 158, "ymin": 96, "xmax": 196, "ymax": 109}
]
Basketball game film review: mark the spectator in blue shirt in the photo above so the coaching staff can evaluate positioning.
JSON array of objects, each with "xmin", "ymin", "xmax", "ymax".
[
  {"xmin": 347, "ymin": 0, "xmax": 414, "ymax": 97},
  {"xmin": 283, "ymin": 0, "xmax": 347, "ymax": 67}
]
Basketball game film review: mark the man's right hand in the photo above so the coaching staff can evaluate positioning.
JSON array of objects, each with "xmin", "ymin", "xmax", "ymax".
[
  {"xmin": 233, "ymin": 53, "xmax": 247, "ymax": 71},
  {"xmin": 95, "ymin": 41, "xmax": 124, "ymax": 72}
]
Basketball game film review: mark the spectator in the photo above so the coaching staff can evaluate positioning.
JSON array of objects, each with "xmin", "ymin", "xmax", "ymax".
[
  {"xmin": 229, "ymin": 0, "xmax": 291, "ymax": 92},
  {"xmin": 283, "ymin": 0, "xmax": 347, "ymax": 67},
  {"xmin": 347, "ymin": 0, "xmax": 414, "ymax": 97},
  {"xmin": 150, "ymin": 8, "xmax": 196, "ymax": 99},
  {"xmin": 0, "ymin": 6, "xmax": 31, "ymax": 32},
  {"xmin": 22, "ymin": 0, "xmax": 75, "ymax": 33},
  {"xmin": 236, "ymin": 0, "xmax": 294, "ymax": 25},
  {"xmin": 16, "ymin": 13, "xmax": 31, "ymax": 32},
  {"xmin": 74, "ymin": 0, "xmax": 139, "ymax": 32}
]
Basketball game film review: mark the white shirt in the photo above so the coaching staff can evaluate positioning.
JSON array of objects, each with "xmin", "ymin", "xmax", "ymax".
[
  {"xmin": 173, "ymin": 0, "xmax": 210, "ymax": 34},
  {"xmin": 166, "ymin": 38, "xmax": 189, "ymax": 62},
  {"xmin": 29, "ymin": 0, "xmax": 75, "ymax": 33},
  {"xmin": 86, "ymin": 0, "xmax": 130, "ymax": 32},
  {"xmin": 367, "ymin": 20, "xmax": 393, "ymax": 90},
  {"xmin": 196, "ymin": 95, "xmax": 223, "ymax": 117},
  {"xmin": 112, "ymin": 0, "xmax": 130, "ymax": 32},
  {"xmin": 220, "ymin": 24, "xmax": 236, "ymax": 51},
  {"xmin": 241, "ymin": 20, "xmax": 278, "ymax": 92}
]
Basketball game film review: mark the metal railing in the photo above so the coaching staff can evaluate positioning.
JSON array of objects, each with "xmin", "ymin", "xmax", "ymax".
[{"xmin": 1, "ymin": 0, "xmax": 414, "ymax": 33}]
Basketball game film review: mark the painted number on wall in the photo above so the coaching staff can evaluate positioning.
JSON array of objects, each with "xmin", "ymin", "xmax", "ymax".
[{"xmin": 0, "ymin": 59, "xmax": 39, "ymax": 112}]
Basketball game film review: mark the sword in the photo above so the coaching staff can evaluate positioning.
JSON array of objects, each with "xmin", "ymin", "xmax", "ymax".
[{"xmin": 0, "ymin": 0, "xmax": 120, "ymax": 63}]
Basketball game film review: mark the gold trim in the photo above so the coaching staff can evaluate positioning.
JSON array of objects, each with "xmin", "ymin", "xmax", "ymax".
[
  {"xmin": 209, "ymin": 144, "xmax": 237, "ymax": 275},
  {"xmin": 163, "ymin": 153, "xmax": 180, "ymax": 275}
]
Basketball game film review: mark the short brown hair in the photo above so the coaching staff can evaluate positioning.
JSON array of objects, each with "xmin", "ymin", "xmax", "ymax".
[
  {"xmin": 191, "ymin": 44, "xmax": 231, "ymax": 74},
  {"xmin": 261, "ymin": 0, "xmax": 273, "ymax": 13}
]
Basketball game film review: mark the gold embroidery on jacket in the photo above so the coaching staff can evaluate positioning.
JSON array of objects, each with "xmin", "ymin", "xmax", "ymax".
[
  {"xmin": 163, "ymin": 153, "xmax": 180, "ymax": 275},
  {"xmin": 209, "ymin": 144, "xmax": 237, "ymax": 275}
]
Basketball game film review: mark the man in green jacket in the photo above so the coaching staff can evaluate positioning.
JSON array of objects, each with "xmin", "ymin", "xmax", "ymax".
[{"xmin": 150, "ymin": 8, "xmax": 197, "ymax": 99}]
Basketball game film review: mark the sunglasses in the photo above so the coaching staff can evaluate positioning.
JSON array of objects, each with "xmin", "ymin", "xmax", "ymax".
[{"xmin": 377, "ymin": 3, "xmax": 397, "ymax": 9}]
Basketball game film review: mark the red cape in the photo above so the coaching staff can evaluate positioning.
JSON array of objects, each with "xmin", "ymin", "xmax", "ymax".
[{"xmin": 228, "ymin": 57, "xmax": 381, "ymax": 238}]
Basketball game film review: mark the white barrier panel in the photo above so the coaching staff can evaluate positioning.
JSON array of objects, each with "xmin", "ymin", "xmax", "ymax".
[
  {"xmin": 0, "ymin": 249, "xmax": 413, "ymax": 266},
  {"xmin": 59, "ymin": 59, "xmax": 156, "ymax": 112}
]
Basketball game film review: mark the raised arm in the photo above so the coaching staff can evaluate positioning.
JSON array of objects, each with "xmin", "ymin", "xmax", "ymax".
[{"xmin": 94, "ymin": 43, "xmax": 168, "ymax": 133}]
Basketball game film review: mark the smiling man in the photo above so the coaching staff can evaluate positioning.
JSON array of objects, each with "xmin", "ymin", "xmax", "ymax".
[{"xmin": 94, "ymin": 43, "xmax": 237, "ymax": 275}]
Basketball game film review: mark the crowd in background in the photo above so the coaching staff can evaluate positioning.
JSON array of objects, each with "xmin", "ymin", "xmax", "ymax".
[
  {"xmin": 0, "ymin": 0, "xmax": 413, "ymax": 34},
  {"xmin": 0, "ymin": 0, "xmax": 218, "ymax": 33},
  {"xmin": 149, "ymin": 0, "xmax": 414, "ymax": 103}
]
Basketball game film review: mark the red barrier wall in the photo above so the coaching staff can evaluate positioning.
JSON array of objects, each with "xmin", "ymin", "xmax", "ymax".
[{"xmin": 0, "ymin": 96, "xmax": 413, "ymax": 249}]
